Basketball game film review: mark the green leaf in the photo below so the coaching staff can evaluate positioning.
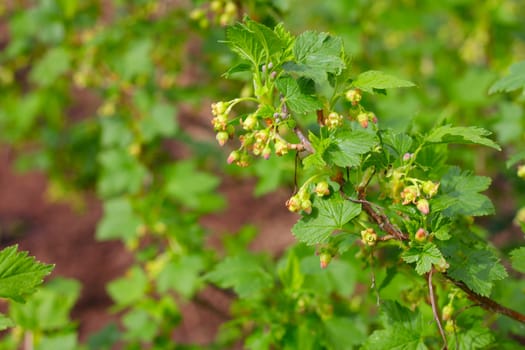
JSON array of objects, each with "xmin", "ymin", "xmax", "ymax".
[
  {"xmin": 97, "ymin": 149, "xmax": 148, "ymax": 197},
  {"xmin": 275, "ymin": 75, "xmax": 323, "ymax": 114},
  {"xmin": 325, "ymin": 129, "xmax": 378, "ymax": 167},
  {"xmin": 453, "ymin": 324, "xmax": 494, "ymax": 349},
  {"xmin": 96, "ymin": 197, "xmax": 142, "ymax": 241},
  {"xmin": 157, "ymin": 255, "xmax": 205, "ymax": 299},
  {"xmin": 139, "ymin": 102, "xmax": 178, "ymax": 142},
  {"xmin": 425, "ymin": 125, "xmax": 501, "ymax": 150},
  {"xmin": 225, "ymin": 19, "xmax": 282, "ymax": 66},
  {"xmin": 119, "ymin": 39, "xmax": 153, "ymax": 80},
  {"xmin": 352, "ymin": 70, "xmax": 415, "ymax": 94},
  {"xmin": 489, "ymin": 60, "xmax": 525, "ymax": 94},
  {"xmin": 36, "ymin": 333, "xmax": 77, "ymax": 350},
  {"xmin": 381, "ymin": 130, "xmax": 413, "ymax": 159},
  {"xmin": 29, "ymin": 47, "xmax": 71, "ymax": 86},
  {"xmin": 324, "ymin": 317, "xmax": 367, "ymax": 349},
  {"xmin": 439, "ymin": 236, "xmax": 507, "ymax": 296},
  {"xmin": 205, "ymin": 254, "xmax": 273, "ymax": 298},
  {"xmin": 292, "ymin": 196, "xmax": 361, "ymax": 245},
  {"xmin": 122, "ymin": 309, "xmax": 158, "ymax": 343},
  {"xmin": 107, "ymin": 266, "xmax": 148, "ymax": 307},
  {"xmin": 10, "ymin": 278, "xmax": 80, "ymax": 331},
  {"xmin": 402, "ymin": 242, "xmax": 444, "ymax": 275},
  {"xmin": 0, "ymin": 245, "xmax": 54, "ymax": 303},
  {"xmin": 0, "ymin": 314, "xmax": 15, "ymax": 331},
  {"xmin": 432, "ymin": 167, "xmax": 494, "ymax": 217},
  {"xmin": 283, "ymin": 30, "xmax": 344, "ymax": 86},
  {"xmin": 162, "ymin": 161, "xmax": 224, "ymax": 212},
  {"xmin": 364, "ymin": 301, "xmax": 427, "ymax": 350},
  {"xmin": 278, "ymin": 250, "xmax": 304, "ymax": 291},
  {"xmin": 510, "ymin": 247, "xmax": 525, "ymax": 273}
]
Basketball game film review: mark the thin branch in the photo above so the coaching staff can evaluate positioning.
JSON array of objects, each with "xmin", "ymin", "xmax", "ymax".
[
  {"xmin": 449, "ymin": 279, "xmax": 525, "ymax": 324},
  {"xmin": 428, "ymin": 269, "xmax": 448, "ymax": 350},
  {"xmin": 294, "ymin": 127, "xmax": 314, "ymax": 153}
]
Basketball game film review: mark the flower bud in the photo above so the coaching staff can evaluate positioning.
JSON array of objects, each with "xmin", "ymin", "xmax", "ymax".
[
  {"xmin": 518, "ymin": 165, "xmax": 525, "ymax": 179},
  {"xmin": 326, "ymin": 112, "xmax": 343, "ymax": 129},
  {"xmin": 357, "ymin": 112, "xmax": 369, "ymax": 128},
  {"xmin": 274, "ymin": 139, "xmax": 289, "ymax": 156},
  {"xmin": 361, "ymin": 228, "xmax": 377, "ymax": 246},
  {"xmin": 242, "ymin": 114, "xmax": 258, "ymax": 130},
  {"xmin": 402, "ymin": 153, "xmax": 412, "ymax": 161},
  {"xmin": 262, "ymin": 146, "xmax": 271, "ymax": 160},
  {"xmin": 445, "ymin": 320, "xmax": 456, "ymax": 333},
  {"xmin": 442, "ymin": 304, "xmax": 454, "ymax": 321},
  {"xmin": 301, "ymin": 199, "xmax": 312, "ymax": 214},
  {"xmin": 368, "ymin": 112, "xmax": 378, "ymax": 124},
  {"xmin": 211, "ymin": 101, "xmax": 227, "ymax": 116},
  {"xmin": 415, "ymin": 228, "xmax": 427, "ymax": 242},
  {"xmin": 345, "ymin": 88, "xmax": 362, "ymax": 105},
  {"xmin": 434, "ymin": 257, "xmax": 449, "ymax": 273},
  {"xmin": 286, "ymin": 195, "xmax": 302, "ymax": 212},
  {"xmin": 227, "ymin": 150, "xmax": 240, "ymax": 164},
  {"xmin": 315, "ymin": 181, "xmax": 330, "ymax": 197},
  {"xmin": 319, "ymin": 252, "xmax": 332, "ymax": 269},
  {"xmin": 216, "ymin": 131, "xmax": 229, "ymax": 146},
  {"xmin": 401, "ymin": 185, "xmax": 419, "ymax": 205},
  {"xmin": 416, "ymin": 198, "xmax": 430, "ymax": 215},
  {"xmin": 422, "ymin": 181, "xmax": 439, "ymax": 198}
]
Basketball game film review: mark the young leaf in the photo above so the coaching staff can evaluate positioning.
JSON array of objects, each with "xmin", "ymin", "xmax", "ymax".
[
  {"xmin": 432, "ymin": 167, "xmax": 494, "ymax": 217},
  {"xmin": 488, "ymin": 60, "xmax": 525, "ymax": 94},
  {"xmin": 439, "ymin": 236, "xmax": 507, "ymax": 297},
  {"xmin": 352, "ymin": 70, "xmax": 415, "ymax": 93},
  {"xmin": 107, "ymin": 266, "xmax": 148, "ymax": 307},
  {"xmin": 225, "ymin": 22, "xmax": 264, "ymax": 65},
  {"xmin": 510, "ymin": 247, "xmax": 525, "ymax": 273},
  {"xmin": 292, "ymin": 196, "xmax": 361, "ymax": 245},
  {"xmin": 275, "ymin": 75, "xmax": 323, "ymax": 114},
  {"xmin": 284, "ymin": 31, "xmax": 345, "ymax": 85},
  {"xmin": 0, "ymin": 245, "xmax": 54, "ymax": 303},
  {"xmin": 402, "ymin": 242, "xmax": 444, "ymax": 275},
  {"xmin": 325, "ymin": 129, "xmax": 378, "ymax": 167},
  {"xmin": 205, "ymin": 254, "xmax": 273, "ymax": 298},
  {"xmin": 425, "ymin": 125, "xmax": 501, "ymax": 150}
]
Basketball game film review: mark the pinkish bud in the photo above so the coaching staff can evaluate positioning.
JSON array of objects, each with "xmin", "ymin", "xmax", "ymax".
[
  {"xmin": 315, "ymin": 181, "xmax": 330, "ymax": 197},
  {"xmin": 416, "ymin": 198, "xmax": 430, "ymax": 215},
  {"xmin": 319, "ymin": 253, "xmax": 332, "ymax": 269},
  {"xmin": 415, "ymin": 228, "xmax": 427, "ymax": 242},
  {"xmin": 357, "ymin": 113, "xmax": 369, "ymax": 128},
  {"xmin": 345, "ymin": 88, "xmax": 362, "ymax": 105},
  {"xmin": 227, "ymin": 150, "xmax": 240, "ymax": 164},
  {"xmin": 401, "ymin": 185, "xmax": 419, "ymax": 205},
  {"xmin": 402, "ymin": 153, "xmax": 412, "ymax": 161},
  {"xmin": 216, "ymin": 131, "xmax": 229, "ymax": 146},
  {"xmin": 262, "ymin": 146, "xmax": 271, "ymax": 160}
]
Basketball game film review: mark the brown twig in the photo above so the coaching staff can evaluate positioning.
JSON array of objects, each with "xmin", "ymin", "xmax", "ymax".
[
  {"xmin": 449, "ymin": 279, "xmax": 525, "ymax": 324},
  {"xmin": 428, "ymin": 269, "xmax": 448, "ymax": 349},
  {"xmin": 294, "ymin": 127, "xmax": 314, "ymax": 153}
]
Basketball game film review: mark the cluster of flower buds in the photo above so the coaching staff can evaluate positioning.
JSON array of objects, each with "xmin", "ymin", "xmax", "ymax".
[
  {"xmin": 356, "ymin": 111, "xmax": 377, "ymax": 128},
  {"xmin": 286, "ymin": 188, "xmax": 312, "ymax": 214},
  {"xmin": 345, "ymin": 88, "xmax": 362, "ymax": 106},
  {"xmin": 361, "ymin": 227, "xmax": 377, "ymax": 246},
  {"xmin": 211, "ymin": 101, "xmax": 234, "ymax": 146},
  {"xmin": 325, "ymin": 112, "xmax": 344, "ymax": 130},
  {"xmin": 400, "ymin": 180, "xmax": 439, "ymax": 215}
]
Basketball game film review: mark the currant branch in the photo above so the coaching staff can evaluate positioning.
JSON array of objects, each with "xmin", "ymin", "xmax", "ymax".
[{"xmin": 356, "ymin": 178, "xmax": 525, "ymax": 326}]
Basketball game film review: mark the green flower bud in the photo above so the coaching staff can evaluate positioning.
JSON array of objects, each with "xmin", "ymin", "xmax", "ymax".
[
  {"xmin": 422, "ymin": 181, "xmax": 439, "ymax": 198},
  {"xmin": 345, "ymin": 88, "xmax": 362, "ymax": 105},
  {"xmin": 216, "ymin": 131, "xmax": 229, "ymax": 146},
  {"xmin": 319, "ymin": 252, "xmax": 332, "ymax": 269},
  {"xmin": 361, "ymin": 228, "xmax": 377, "ymax": 246},
  {"xmin": 315, "ymin": 181, "xmax": 330, "ymax": 197}
]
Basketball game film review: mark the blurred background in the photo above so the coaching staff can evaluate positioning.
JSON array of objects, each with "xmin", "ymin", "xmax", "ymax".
[{"xmin": 0, "ymin": 0, "xmax": 524, "ymax": 348}]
